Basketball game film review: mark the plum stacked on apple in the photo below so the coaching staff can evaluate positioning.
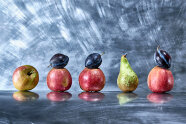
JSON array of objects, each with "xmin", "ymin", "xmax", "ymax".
[
  {"xmin": 147, "ymin": 46, "xmax": 174, "ymax": 93},
  {"xmin": 47, "ymin": 53, "xmax": 72, "ymax": 92},
  {"xmin": 79, "ymin": 53, "xmax": 105, "ymax": 92}
]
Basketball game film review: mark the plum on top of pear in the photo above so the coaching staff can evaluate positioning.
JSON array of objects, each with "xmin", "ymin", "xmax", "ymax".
[
  {"xmin": 154, "ymin": 46, "xmax": 171, "ymax": 69},
  {"xmin": 49, "ymin": 53, "xmax": 69, "ymax": 69},
  {"xmin": 85, "ymin": 53, "xmax": 102, "ymax": 69}
]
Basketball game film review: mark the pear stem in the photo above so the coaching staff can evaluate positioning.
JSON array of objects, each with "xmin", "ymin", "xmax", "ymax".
[{"xmin": 123, "ymin": 53, "xmax": 127, "ymax": 57}]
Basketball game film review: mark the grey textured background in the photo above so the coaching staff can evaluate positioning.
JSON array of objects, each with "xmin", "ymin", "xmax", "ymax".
[{"xmin": 0, "ymin": 0, "xmax": 185, "ymax": 91}]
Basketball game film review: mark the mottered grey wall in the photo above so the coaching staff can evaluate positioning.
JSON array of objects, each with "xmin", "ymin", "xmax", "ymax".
[{"xmin": 0, "ymin": 0, "xmax": 185, "ymax": 91}]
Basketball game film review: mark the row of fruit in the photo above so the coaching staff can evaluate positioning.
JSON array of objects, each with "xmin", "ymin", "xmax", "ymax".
[
  {"xmin": 13, "ymin": 91, "xmax": 173, "ymax": 104},
  {"xmin": 12, "ymin": 46, "xmax": 174, "ymax": 93}
]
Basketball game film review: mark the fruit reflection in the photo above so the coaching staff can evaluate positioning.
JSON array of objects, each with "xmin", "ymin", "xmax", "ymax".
[
  {"xmin": 13, "ymin": 91, "xmax": 39, "ymax": 102},
  {"xmin": 78, "ymin": 92, "xmax": 105, "ymax": 102},
  {"xmin": 47, "ymin": 92, "xmax": 72, "ymax": 102},
  {"xmin": 147, "ymin": 93, "xmax": 173, "ymax": 104},
  {"xmin": 117, "ymin": 93, "xmax": 138, "ymax": 105}
]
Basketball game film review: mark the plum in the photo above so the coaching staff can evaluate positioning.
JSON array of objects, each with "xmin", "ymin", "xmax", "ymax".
[
  {"xmin": 85, "ymin": 53, "xmax": 102, "ymax": 69},
  {"xmin": 154, "ymin": 46, "xmax": 171, "ymax": 69},
  {"xmin": 49, "ymin": 53, "xmax": 69, "ymax": 69}
]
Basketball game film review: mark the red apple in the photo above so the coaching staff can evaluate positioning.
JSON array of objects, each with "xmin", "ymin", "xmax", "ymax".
[
  {"xmin": 47, "ymin": 68, "xmax": 72, "ymax": 92},
  {"xmin": 147, "ymin": 66, "xmax": 174, "ymax": 93},
  {"xmin": 13, "ymin": 91, "xmax": 39, "ymax": 102},
  {"xmin": 147, "ymin": 93, "xmax": 173, "ymax": 104},
  {"xmin": 12, "ymin": 65, "xmax": 39, "ymax": 91},
  {"xmin": 79, "ymin": 68, "xmax": 105, "ymax": 92},
  {"xmin": 78, "ymin": 92, "xmax": 105, "ymax": 102},
  {"xmin": 47, "ymin": 92, "xmax": 72, "ymax": 102}
]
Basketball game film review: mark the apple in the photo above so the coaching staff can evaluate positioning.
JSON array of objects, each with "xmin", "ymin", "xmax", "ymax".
[
  {"xmin": 147, "ymin": 66, "xmax": 174, "ymax": 93},
  {"xmin": 47, "ymin": 92, "xmax": 72, "ymax": 102},
  {"xmin": 147, "ymin": 93, "xmax": 173, "ymax": 104},
  {"xmin": 13, "ymin": 91, "xmax": 39, "ymax": 102},
  {"xmin": 47, "ymin": 68, "xmax": 72, "ymax": 92},
  {"xmin": 12, "ymin": 65, "xmax": 39, "ymax": 91},
  {"xmin": 79, "ymin": 68, "xmax": 105, "ymax": 92},
  {"xmin": 78, "ymin": 92, "xmax": 105, "ymax": 102}
]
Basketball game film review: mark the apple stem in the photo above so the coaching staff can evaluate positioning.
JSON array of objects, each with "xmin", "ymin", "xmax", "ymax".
[{"xmin": 27, "ymin": 70, "xmax": 34, "ymax": 76}]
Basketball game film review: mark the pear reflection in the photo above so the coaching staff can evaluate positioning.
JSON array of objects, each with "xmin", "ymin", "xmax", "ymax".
[
  {"xmin": 147, "ymin": 93, "xmax": 173, "ymax": 104},
  {"xmin": 117, "ymin": 93, "xmax": 138, "ymax": 105},
  {"xmin": 47, "ymin": 92, "xmax": 72, "ymax": 102},
  {"xmin": 78, "ymin": 92, "xmax": 105, "ymax": 102},
  {"xmin": 13, "ymin": 91, "xmax": 39, "ymax": 102}
]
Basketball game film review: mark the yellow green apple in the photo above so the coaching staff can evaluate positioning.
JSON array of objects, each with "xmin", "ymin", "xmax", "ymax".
[{"xmin": 12, "ymin": 65, "xmax": 39, "ymax": 91}]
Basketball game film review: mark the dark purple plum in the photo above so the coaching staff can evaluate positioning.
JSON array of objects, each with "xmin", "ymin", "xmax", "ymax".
[
  {"xmin": 85, "ymin": 53, "xmax": 102, "ymax": 69},
  {"xmin": 49, "ymin": 53, "xmax": 69, "ymax": 69},
  {"xmin": 154, "ymin": 46, "xmax": 171, "ymax": 69}
]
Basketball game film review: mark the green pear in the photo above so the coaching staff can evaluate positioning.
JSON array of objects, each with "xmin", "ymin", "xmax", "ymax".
[{"xmin": 117, "ymin": 54, "xmax": 138, "ymax": 92}]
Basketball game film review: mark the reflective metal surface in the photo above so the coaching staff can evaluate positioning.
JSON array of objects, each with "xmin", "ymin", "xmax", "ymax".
[{"xmin": 0, "ymin": 91, "xmax": 186, "ymax": 124}]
